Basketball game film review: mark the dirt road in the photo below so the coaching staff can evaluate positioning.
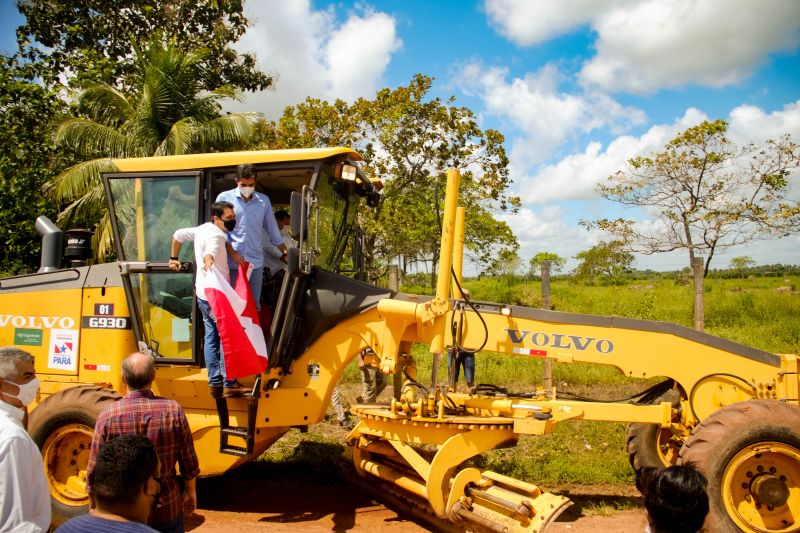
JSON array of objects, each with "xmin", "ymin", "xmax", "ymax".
[{"xmin": 188, "ymin": 460, "xmax": 646, "ymax": 532}]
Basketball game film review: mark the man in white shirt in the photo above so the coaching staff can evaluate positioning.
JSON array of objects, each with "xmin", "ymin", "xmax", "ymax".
[
  {"xmin": 0, "ymin": 347, "xmax": 51, "ymax": 532},
  {"xmin": 169, "ymin": 201, "xmax": 248, "ymax": 398}
]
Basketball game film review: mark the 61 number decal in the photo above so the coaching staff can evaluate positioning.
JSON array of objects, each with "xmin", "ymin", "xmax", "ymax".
[{"xmin": 81, "ymin": 316, "xmax": 131, "ymax": 329}]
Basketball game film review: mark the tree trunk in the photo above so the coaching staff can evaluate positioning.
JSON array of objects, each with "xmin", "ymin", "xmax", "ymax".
[{"xmin": 692, "ymin": 256, "xmax": 705, "ymax": 331}]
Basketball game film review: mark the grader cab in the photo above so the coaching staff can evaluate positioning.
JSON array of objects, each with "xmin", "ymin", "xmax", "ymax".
[{"xmin": 0, "ymin": 149, "xmax": 797, "ymax": 532}]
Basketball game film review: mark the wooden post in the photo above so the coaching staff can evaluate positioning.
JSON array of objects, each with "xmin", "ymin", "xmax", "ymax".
[
  {"xmin": 388, "ymin": 264, "xmax": 402, "ymax": 399},
  {"xmin": 692, "ymin": 256, "xmax": 705, "ymax": 331},
  {"xmin": 541, "ymin": 261, "xmax": 553, "ymax": 395},
  {"xmin": 388, "ymin": 264, "xmax": 399, "ymax": 292}
]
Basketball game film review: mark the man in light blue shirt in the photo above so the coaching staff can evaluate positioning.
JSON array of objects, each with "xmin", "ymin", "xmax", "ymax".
[{"xmin": 217, "ymin": 164, "xmax": 287, "ymax": 310}]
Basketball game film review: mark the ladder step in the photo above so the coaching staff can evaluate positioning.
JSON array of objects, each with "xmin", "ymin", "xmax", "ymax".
[
  {"xmin": 220, "ymin": 426, "xmax": 249, "ymax": 437},
  {"xmin": 220, "ymin": 445, "xmax": 248, "ymax": 457}
]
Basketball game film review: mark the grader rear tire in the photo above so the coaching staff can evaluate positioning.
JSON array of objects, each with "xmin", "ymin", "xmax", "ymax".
[
  {"xmin": 28, "ymin": 386, "xmax": 121, "ymax": 528},
  {"xmin": 679, "ymin": 400, "xmax": 800, "ymax": 533}
]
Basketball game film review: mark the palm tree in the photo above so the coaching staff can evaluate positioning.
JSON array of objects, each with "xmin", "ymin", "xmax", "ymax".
[{"xmin": 48, "ymin": 41, "xmax": 262, "ymax": 255}]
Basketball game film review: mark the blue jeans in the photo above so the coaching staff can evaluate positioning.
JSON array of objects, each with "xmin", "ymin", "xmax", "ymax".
[
  {"xmin": 449, "ymin": 348, "xmax": 475, "ymax": 385},
  {"xmin": 197, "ymin": 298, "xmax": 236, "ymax": 387},
  {"xmin": 229, "ymin": 266, "xmax": 263, "ymax": 311}
]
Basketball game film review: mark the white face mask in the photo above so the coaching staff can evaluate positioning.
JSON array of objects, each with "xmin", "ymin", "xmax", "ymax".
[
  {"xmin": 280, "ymin": 226, "xmax": 291, "ymax": 237},
  {"xmin": 6, "ymin": 377, "xmax": 39, "ymax": 406},
  {"xmin": 238, "ymin": 186, "xmax": 255, "ymax": 197}
]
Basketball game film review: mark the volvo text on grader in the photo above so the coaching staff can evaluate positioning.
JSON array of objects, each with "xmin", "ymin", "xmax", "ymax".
[{"xmin": 0, "ymin": 148, "xmax": 797, "ymax": 532}]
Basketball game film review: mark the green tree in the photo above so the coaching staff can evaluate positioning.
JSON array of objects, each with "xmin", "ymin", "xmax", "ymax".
[
  {"xmin": 48, "ymin": 42, "xmax": 262, "ymax": 254},
  {"xmin": 730, "ymin": 255, "xmax": 756, "ymax": 278},
  {"xmin": 14, "ymin": 0, "xmax": 272, "ymax": 92},
  {"xmin": 528, "ymin": 252, "xmax": 566, "ymax": 277},
  {"xmin": 258, "ymin": 75, "xmax": 520, "ymax": 287},
  {"xmin": 590, "ymin": 120, "xmax": 800, "ymax": 277},
  {"xmin": 0, "ymin": 56, "xmax": 66, "ymax": 274},
  {"xmin": 573, "ymin": 241, "xmax": 634, "ymax": 285},
  {"xmin": 484, "ymin": 248, "xmax": 523, "ymax": 278}
]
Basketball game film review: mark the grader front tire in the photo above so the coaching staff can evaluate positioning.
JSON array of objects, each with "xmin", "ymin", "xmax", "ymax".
[
  {"xmin": 679, "ymin": 400, "xmax": 800, "ymax": 533},
  {"xmin": 28, "ymin": 386, "xmax": 121, "ymax": 527},
  {"xmin": 626, "ymin": 387, "xmax": 683, "ymax": 489},
  {"xmin": 626, "ymin": 423, "xmax": 678, "ymax": 480}
]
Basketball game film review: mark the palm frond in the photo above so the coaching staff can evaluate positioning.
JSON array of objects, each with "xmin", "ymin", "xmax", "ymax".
[
  {"xmin": 194, "ymin": 112, "xmax": 263, "ymax": 151},
  {"xmin": 95, "ymin": 211, "xmax": 115, "ymax": 260},
  {"xmin": 78, "ymin": 83, "xmax": 134, "ymax": 125},
  {"xmin": 47, "ymin": 158, "xmax": 118, "ymax": 204},
  {"xmin": 55, "ymin": 119, "xmax": 137, "ymax": 158},
  {"xmin": 157, "ymin": 117, "xmax": 198, "ymax": 156},
  {"xmin": 54, "ymin": 181, "xmax": 109, "ymax": 228}
]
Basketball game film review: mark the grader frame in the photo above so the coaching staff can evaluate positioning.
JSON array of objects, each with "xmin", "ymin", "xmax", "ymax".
[{"xmin": 0, "ymin": 151, "xmax": 796, "ymax": 532}]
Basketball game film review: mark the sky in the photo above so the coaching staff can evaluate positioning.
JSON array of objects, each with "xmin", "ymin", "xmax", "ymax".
[{"xmin": 2, "ymin": 0, "xmax": 800, "ymax": 273}]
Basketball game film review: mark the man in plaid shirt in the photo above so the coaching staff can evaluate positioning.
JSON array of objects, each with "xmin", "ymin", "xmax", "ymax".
[{"xmin": 87, "ymin": 352, "xmax": 200, "ymax": 533}]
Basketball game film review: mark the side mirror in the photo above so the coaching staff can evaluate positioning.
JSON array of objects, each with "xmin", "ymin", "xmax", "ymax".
[{"xmin": 367, "ymin": 191, "xmax": 381, "ymax": 208}]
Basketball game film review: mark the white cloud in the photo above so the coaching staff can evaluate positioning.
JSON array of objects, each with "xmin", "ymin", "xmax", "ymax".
[
  {"xmin": 224, "ymin": 0, "xmax": 401, "ymax": 118},
  {"xmin": 515, "ymin": 100, "xmax": 800, "ymax": 206},
  {"xmin": 485, "ymin": 0, "xmax": 800, "ymax": 93},
  {"xmin": 518, "ymin": 108, "xmax": 706, "ymax": 204},
  {"xmin": 497, "ymin": 205, "xmax": 590, "ymax": 269},
  {"xmin": 325, "ymin": 11, "xmax": 402, "ymax": 101},
  {"xmin": 484, "ymin": 0, "xmax": 630, "ymax": 46},
  {"xmin": 728, "ymin": 101, "xmax": 800, "ymax": 144},
  {"xmin": 507, "ymin": 101, "xmax": 800, "ymax": 270},
  {"xmin": 455, "ymin": 62, "xmax": 646, "ymax": 170}
]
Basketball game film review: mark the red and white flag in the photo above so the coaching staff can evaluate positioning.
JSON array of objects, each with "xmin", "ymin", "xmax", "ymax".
[{"xmin": 204, "ymin": 262, "xmax": 268, "ymax": 379}]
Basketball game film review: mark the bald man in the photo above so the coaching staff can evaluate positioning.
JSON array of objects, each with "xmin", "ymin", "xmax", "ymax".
[{"xmin": 86, "ymin": 353, "xmax": 200, "ymax": 533}]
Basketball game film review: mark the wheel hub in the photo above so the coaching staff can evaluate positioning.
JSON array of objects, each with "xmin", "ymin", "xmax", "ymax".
[
  {"xmin": 722, "ymin": 441, "xmax": 800, "ymax": 533},
  {"xmin": 41, "ymin": 423, "xmax": 94, "ymax": 506}
]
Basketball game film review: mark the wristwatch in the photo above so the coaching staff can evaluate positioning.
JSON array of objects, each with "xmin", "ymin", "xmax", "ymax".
[{"xmin": 170, "ymin": 256, "xmax": 179, "ymax": 261}]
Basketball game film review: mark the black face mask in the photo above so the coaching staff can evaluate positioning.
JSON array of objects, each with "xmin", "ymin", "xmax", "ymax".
[{"xmin": 222, "ymin": 218, "xmax": 236, "ymax": 232}]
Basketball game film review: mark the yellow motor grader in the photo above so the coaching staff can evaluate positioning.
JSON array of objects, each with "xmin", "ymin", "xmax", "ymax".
[{"xmin": 0, "ymin": 148, "xmax": 797, "ymax": 533}]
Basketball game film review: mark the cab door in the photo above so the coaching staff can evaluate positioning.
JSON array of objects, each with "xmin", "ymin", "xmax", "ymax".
[{"xmin": 103, "ymin": 171, "xmax": 201, "ymax": 363}]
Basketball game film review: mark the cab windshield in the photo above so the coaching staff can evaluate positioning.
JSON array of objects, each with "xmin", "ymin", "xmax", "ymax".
[{"xmin": 313, "ymin": 167, "xmax": 359, "ymax": 272}]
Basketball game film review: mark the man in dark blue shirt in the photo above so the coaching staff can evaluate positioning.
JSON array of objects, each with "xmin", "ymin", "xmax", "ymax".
[{"xmin": 57, "ymin": 435, "xmax": 162, "ymax": 532}]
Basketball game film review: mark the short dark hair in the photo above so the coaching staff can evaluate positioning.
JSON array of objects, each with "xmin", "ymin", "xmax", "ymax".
[
  {"xmin": 211, "ymin": 201, "xmax": 234, "ymax": 219},
  {"xmin": 274, "ymin": 209, "xmax": 290, "ymax": 221},
  {"xmin": 90, "ymin": 435, "xmax": 158, "ymax": 507},
  {"xmin": 644, "ymin": 463, "xmax": 709, "ymax": 533},
  {"xmin": 121, "ymin": 353, "xmax": 155, "ymax": 390},
  {"xmin": 236, "ymin": 163, "xmax": 254, "ymax": 180}
]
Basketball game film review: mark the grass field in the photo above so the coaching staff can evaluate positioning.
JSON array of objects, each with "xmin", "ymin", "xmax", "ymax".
[{"xmin": 264, "ymin": 275, "xmax": 799, "ymax": 491}]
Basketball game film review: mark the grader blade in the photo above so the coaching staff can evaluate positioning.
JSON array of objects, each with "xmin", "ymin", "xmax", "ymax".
[{"xmin": 348, "ymin": 405, "xmax": 572, "ymax": 532}]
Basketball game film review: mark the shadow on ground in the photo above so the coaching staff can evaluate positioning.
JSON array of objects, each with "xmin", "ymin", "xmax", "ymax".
[{"xmin": 192, "ymin": 440, "xmax": 426, "ymax": 532}]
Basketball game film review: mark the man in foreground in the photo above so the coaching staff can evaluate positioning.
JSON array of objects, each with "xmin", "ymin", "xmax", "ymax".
[
  {"xmin": 643, "ymin": 463, "xmax": 709, "ymax": 533},
  {"xmin": 0, "ymin": 346, "xmax": 50, "ymax": 532},
  {"xmin": 58, "ymin": 435, "xmax": 161, "ymax": 532},
  {"xmin": 87, "ymin": 352, "xmax": 200, "ymax": 533}
]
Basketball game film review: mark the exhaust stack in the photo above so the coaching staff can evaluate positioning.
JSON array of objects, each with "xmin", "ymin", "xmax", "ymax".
[{"xmin": 35, "ymin": 216, "xmax": 63, "ymax": 273}]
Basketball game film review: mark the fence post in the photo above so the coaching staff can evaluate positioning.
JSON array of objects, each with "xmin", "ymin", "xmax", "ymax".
[
  {"xmin": 388, "ymin": 264, "xmax": 399, "ymax": 292},
  {"xmin": 692, "ymin": 256, "xmax": 705, "ymax": 331},
  {"xmin": 388, "ymin": 264, "xmax": 402, "ymax": 399},
  {"xmin": 541, "ymin": 261, "xmax": 553, "ymax": 395}
]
